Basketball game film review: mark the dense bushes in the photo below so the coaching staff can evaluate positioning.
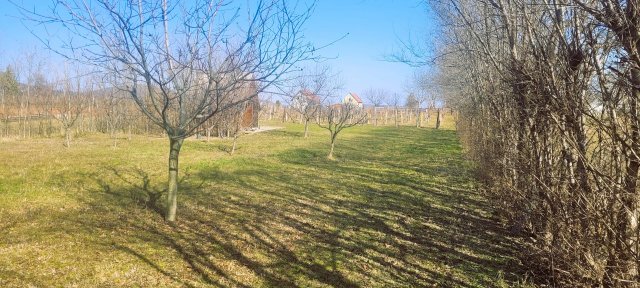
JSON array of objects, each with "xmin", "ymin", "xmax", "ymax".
[{"xmin": 429, "ymin": 0, "xmax": 640, "ymax": 286}]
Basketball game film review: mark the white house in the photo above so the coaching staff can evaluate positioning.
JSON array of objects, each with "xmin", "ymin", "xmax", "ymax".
[{"xmin": 342, "ymin": 92, "xmax": 363, "ymax": 108}]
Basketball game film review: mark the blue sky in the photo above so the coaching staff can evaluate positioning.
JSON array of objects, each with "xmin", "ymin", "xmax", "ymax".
[
  {"xmin": 0, "ymin": 0, "xmax": 437, "ymax": 103},
  {"xmin": 304, "ymin": 0, "xmax": 437, "ymax": 99}
]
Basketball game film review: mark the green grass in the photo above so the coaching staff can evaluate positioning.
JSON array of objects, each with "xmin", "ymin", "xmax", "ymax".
[{"xmin": 0, "ymin": 122, "xmax": 527, "ymax": 287}]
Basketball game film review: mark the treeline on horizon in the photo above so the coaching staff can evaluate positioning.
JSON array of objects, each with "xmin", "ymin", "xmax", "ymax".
[{"xmin": 0, "ymin": 65, "xmax": 452, "ymax": 143}]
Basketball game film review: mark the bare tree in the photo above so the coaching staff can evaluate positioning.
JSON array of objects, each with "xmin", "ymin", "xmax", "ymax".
[
  {"xmin": 0, "ymin": 66, "xmax": 20, "ymax": 138},
  {"xmin": 24, "ymin": 0, "xmax": 318, "ymax": 221},
  {"xmin": 101, "ymin": 85, "xmax": 126, "ymax": 147},
  {"xmin": 52, "ymin": 66, "xmax": 88, "ymax": 148},
  {"xmin": 364, "ymin": 88, "xmax": 387, "ymax": 126},
  {"xmin": 226, "ymin": 105, "xmax": 245, "ymax": 155},
  {"xmin": 318, "ymin": 102, "xmax": 367, "ymax": 160},
  {"xmin": 288, "ymin": 65, "xmax": 339, "ymax": 137},
  {"xmin": 404, "ymin": 92, "xmax": 424, "ymax": 127},
  {"xmin": 203, "ymin": 80, "xmax": 258, "ymax": 144},
  {"xmin": 31, "ymin": 71, "xmax": 55, "ymax": 137},
  {"xmin": 387, "ymin": 93, "xmax": 401, "ymax": 128},
  {"xmin": 291, "ymin": 89, "xmax": 321, "ymax": 137},
  {"xmin": 15, "ymin": 50, "xmax": 44, "ymax": 139},
  {"xmin": 417, "ymin": 72, "xmax": 444, "ymax": 129}
]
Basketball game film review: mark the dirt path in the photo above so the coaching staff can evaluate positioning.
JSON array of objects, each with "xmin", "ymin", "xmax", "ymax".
[{"xmin": 245, "ymin": 126, "xmax": 283, "ymax": 134}]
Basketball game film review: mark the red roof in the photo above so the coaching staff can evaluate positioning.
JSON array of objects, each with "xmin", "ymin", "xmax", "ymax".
[
  {"xmin": 348, "ymin": 92, "xmax": 363, "ymax": 103},
  {"xmin": 300, "ymin": 89, "xmax": 320, "ymax": 103}
]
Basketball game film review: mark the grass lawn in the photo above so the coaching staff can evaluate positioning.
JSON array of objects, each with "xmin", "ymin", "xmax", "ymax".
[{"xmin": 0, "ymin": 121, "xmax": 527, "ymax": 287}]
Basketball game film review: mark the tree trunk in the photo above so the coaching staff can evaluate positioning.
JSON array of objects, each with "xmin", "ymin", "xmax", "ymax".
[
  {"xmin": 231, "ymin": 133, "xmax": 238, "ymax": 154},
  {"xmin": 90, "ymin": 95, "xmax": 95, "ymax": 132},
  {"xmin": 328, "ymin": 133, "xmax": 336, "ymax": 160},
  {"xmin": 166, "ymin": 137, "xmax": 184, "ymax": 222},
  {"xmin": 269, "ymin": 105, "xmax": 274, "ymax": 120},
  {"xmin": 26, "ymin": 99, "xmax": 31, "ymax": 138},
  {"xmin": 304, "ymin": 118, "xmax": 309, "ymax": 138},
  {"xmin": 64, "ymin": 127, "xmax": 71, "ymax": 147},
  {"xmin": 374, "ymin": 108, "xmax": 378, "ymax": 126},
  {"xmin": 436, "ymin": 108, "xmax": 442, "ymax": 129},
  {"xmin": 607, "ymin": 68, "xmax": 640, "ymax": 286},
  {"xmin": 395, "ymin": 108, "xmax": 399, "ymax": 128},
  {"xmin": 48, "ymin": 117, "xmax": 52, "ymax": 138},
  {"xmin": 20, "ymin": 101, "xmax": 25, "ymax": 138},
  {"xmin": 111, "ymin": 128, "xmax": 117, "ymax": 148}
]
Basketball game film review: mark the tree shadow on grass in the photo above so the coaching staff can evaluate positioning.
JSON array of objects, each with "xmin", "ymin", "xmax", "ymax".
[
  {"xmin": 62, "ymin": 127, "xmax": 525, "ymax": 287},
  {"xmin": 202, "ymin": 165, "xmax": 522, "ymax": 287},
  {"xmin": 83, "ymin": 166, "xmax": 207, "ymax": 216},
  {"xmin": 96, "ymin": 167, "xmax": 165, "ymax": 215},
  {"xmin": 248, "ymin": 127, "xmax": 525, "ymax": 286},
  {"xmin": 77, "ymin": 176, "xmax": 361, "ymax": 287},
  {"xmin": 69, "ymin": 164, "xmax": 359, "ymax": 287}
]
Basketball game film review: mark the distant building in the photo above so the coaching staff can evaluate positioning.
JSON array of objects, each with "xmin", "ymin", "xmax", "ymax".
[
  {"xmin": 216, "ymin": 72, "xmax": 260, "ymax": 129},
  {"xmin": 292, "ymin": 89, "xmax": 321, "ymax": 111},
  {"xmin": 219, "ymin": 76, "xmax": 260, "ymax": 130},
  {"xmin": 200, "ymin": 73, "xmax": 260, "ymax": 138},
  {"xmin": 240, "ymin": 95, "xmax": 260, "ymax": 129},
  {"xmin": 342, "ymin": 92, "xmax": 363, "ymax": 108}
]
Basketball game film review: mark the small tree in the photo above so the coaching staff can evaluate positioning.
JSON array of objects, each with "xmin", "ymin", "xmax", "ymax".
[
  {"xmin": 103, "ymin": 87, "xmax": 126, "ymax": 147},
  {"xmin": 318, "ymin": 103, "xmax": 367, "ymax": 160},
  {"xmin": 0, "ymin": 66, "xmax": 21, "ymax": 137},
  {"xmin": 288, "ymin": 65, "xmax": 338, "ymax": 138},
  {"xmin": 291, "ymin": 90, "xmax": 321, "ymax": 137},
  {"xmin": 364, "ymin": 88, "xmax": 387, "ymax": 126},
  {"xmin": 0, "ymin": 66, "xmax": 20, "ymax": 98},
  {"xmin": 417, "ymin": 73, "xmax": 444, "ymax": 129},
  {"xmin": 388, "ymin": 93, "xmax": 401, "ymax": 128},
  {"xmin": 227, "ymin": 105, "xmax": 246, "ymax": 155},
  {"xmin": 407, "ymin": 89, "xmax": 428, "ymax": 128},
  {"xmin": 52, "ymin": 68, "xmax": 88, "ymax": 147}
]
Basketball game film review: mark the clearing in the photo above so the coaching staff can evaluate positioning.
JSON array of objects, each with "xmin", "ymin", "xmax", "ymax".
[{"xmin": 0, "ymin": 123, "xmax": 525, "ymax": 287}]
